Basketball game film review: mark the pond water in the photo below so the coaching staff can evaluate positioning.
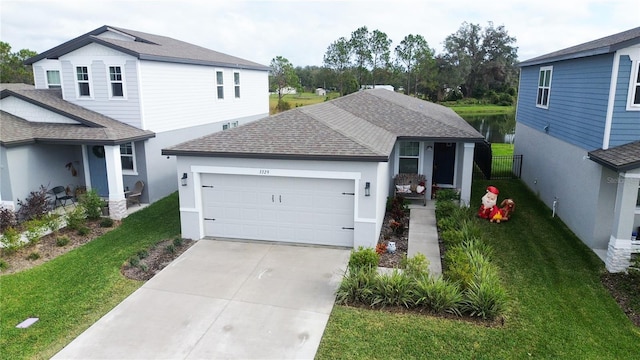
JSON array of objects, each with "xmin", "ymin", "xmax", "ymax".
[{"xmin": 463, "ymin": 113, "xmax": 516, "ymax": 144}]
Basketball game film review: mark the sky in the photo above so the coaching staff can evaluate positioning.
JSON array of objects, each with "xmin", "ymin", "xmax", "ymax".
[{"xmin": 1, "ymin": 0, "xmax": 638, "ymax": 67}]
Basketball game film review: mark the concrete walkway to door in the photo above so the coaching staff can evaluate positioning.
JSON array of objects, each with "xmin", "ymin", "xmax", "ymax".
[{"xmin": 52, "ymin": 240, "xmax": 351, "ymax": 360}]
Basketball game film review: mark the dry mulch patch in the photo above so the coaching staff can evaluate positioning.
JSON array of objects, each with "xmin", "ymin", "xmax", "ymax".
[
  {"xmin": 601, "ymin": 272, "xmax": 640, "ymax": 327},
  {"xmin": 0, "ymin": 219, "xmax": 119, "ymax": 275},
  {"xmin": 0, "ymin": 219, "xmax": 193, "ymax": 281}
]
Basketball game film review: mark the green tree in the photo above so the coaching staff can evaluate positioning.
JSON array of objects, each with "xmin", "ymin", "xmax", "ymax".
[
  {"xmin": 0, "ymin": 42, "xmax": 37, "ymax": 84},
  {"xmin": 323, "ymin": 37, "xmax": 352, "ymax": 95},
  {"xmin": 443, "ymin": 22, "xmax": 518, "ymax": 98},
  {"xmin": 269, "ymin": 56, "xmax": 299, "ymax": 103},
  {"xmin": 349, "ymin": 26, "xmax": 371, "ymax": 89},
  {"xmin": 369, "ymin": 29, "xmax": 392, "ymax": 88},
  {"xmin": 394, "ymin": 34, "xmax": 433, "ymax": 95}
]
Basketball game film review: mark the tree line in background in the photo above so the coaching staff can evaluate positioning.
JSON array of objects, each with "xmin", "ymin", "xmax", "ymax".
[
  {"xmin": 270, "ymin": 21, "xmax": 519, "ymax": 106},
  {"xmin": 1, "ymin": 41, "xmax": 36, "ymax": 84}
]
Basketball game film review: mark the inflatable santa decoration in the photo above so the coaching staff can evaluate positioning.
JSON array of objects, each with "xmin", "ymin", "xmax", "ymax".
[{"xmin": 478, "ymin": 186, "xmax": 499, "ymax": 219}]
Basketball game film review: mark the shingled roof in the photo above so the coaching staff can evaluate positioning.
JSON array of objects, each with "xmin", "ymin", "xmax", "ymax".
[
  {"xmin": 519, "ymin": 26, "xmax": 640, "ymax": 67},
  {"xmin": 162, "ymin": 89, "xmax": 483, "ymax": 161},
  {"xmin": 588, "ymin": 141, "xmax": 640, "ymax": 172},
  {"xmin": 0, "ymin": 84, "xmax": 154, "ymax": 147},
  {"xmin": 24, "ymin": 25, "xmax": 270, "ymax": 71}
]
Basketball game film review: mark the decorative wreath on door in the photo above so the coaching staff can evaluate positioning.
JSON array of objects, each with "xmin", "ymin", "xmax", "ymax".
[{"xmin": 92, "ymin": 145, "xmax": 105, "ymax": 158}]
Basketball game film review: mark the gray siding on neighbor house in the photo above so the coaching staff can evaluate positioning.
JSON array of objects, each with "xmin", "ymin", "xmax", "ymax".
[
  {"xmin": 514, "ymin": 122, "xmax": 617, "ymax": 249},
  {"xmin": 59, "ymin": 59, "xmax": 142, "ymax": 128},
  {"xmin": 610, "ymin": 55, "xmax": 640, "ymax": 147},
  {"xmin": 517, "ymin": 53, "xmax": 614, "ymax": 151}
]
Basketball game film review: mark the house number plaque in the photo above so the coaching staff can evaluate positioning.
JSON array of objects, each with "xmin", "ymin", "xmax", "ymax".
[{"xmin": 259, "ymin": 169, "xmax": 270, "ymax": 175}]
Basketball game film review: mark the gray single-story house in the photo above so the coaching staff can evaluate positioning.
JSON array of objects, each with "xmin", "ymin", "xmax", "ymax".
[{"xmin": 163, "ymin": 89, "xmax": 483, "ymax": 248}]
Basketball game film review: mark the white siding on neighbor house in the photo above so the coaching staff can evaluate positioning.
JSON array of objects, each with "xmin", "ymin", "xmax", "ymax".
[
  {"xmin": 58, "ymin": 44, "xmax": 142, "ymax": 128},
  {"xmin": 0, "ymin": 97, "xmax": 80, "ymax": 124},
  {"xmin": 137, "ymin": 61, "xmax": 269, "ymax": 132},
  {"xmin": 32, "ymin": 59, "xmax": 62, "ymax": 90}
]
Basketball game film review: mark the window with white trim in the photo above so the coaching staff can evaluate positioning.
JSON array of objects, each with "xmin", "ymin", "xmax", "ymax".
[
  {"xmin": 109, "ymin": 66, "xmax": 124, "ymax": 98},
  {"xmin": 234, "ymin": 72, "xmax": 240, "ymax": 98},
  {"xmin": 216, "ymin": 71, "xmax": 224, "ymax": 99},
  {"xmin": 536, "ymin": 66, "xmax": 552, "ymax": 109},
  {"xmin": 398, "ymin": 141, "xmax": 420, "ymax": 173},
  {"xmin": 222, "ymin": 121, "xmax": 238, "ymax": 130},
  {"xmin": 76, "ymin": 66, "xmax": 91, "ymax": 97},
  {"xmin": 628, "ymin": 61, "xmax": 640, "ymax": 110},
  {"xmin": 46, "ymin": 70, "xmax": 61, "ymax": 89},
  {"xmin": 120, "ymin": 142, "xmax": 136, "ymax": 173}
]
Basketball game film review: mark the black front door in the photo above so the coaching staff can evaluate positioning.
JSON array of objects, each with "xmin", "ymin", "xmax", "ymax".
[{"xmin": 433, "ymin": 143, "xmax": 456, "ymax": 185}]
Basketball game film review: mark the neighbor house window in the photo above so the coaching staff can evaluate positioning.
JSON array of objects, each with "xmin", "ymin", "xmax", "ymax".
[
  {"xmin": 234, "ymin": 72, "xmax": 240, "ymax": 98},
  {"xmin": 46, "ymin": 70, "xmax": 61, "ymax": 89},
  {"xmin": 76, "ymin": 66, "xmax": 91, "ymax": 97},
  {"xmin": 536, "ymin": 66, "xmax": 553, "ymax": 109},
  {"xmin": 399, "ymin": 141, "xmax": 420, "ymax": 173},
  {"xmin": 222, "ymin": 121, "xmax": 238, "ymax": 130},
  {"xmin": 120, "ymin": 142, "xmax": 136, "ymax": 173},
  {"xmin": 216, "ymin": 71, "xmax": 224, "ymax": 99},
  {"xmin": 109, "ymin": 66, "xmax": 124, "ymax": 98},
  {"xmin": 628, "ymin": 61, "xmax": 640, "ymax": 110}
]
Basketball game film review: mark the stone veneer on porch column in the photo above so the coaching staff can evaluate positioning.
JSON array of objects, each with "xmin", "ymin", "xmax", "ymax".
[
  {"xmin": 103, "ymin": 145, "xmax": 127, "ymax": 220},
  {"xmin": 606, "ymin": 170, "xmax": 640, "ymax": 272}
]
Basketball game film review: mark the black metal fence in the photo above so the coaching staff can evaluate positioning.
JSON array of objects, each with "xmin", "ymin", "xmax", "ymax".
[{"xmin": 474, "ymin": 142, "xmax": 523, "ymax": 180}]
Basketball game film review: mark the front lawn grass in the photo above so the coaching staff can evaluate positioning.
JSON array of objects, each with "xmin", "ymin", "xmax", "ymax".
[
  {"xmin": 0, "ymin": 193, "xmax": 181, "ymax": 359},
  {"xmin": 491, "ymin": 143, "xmax": 514, "ymax": 156},
  {"xmin": 318, "ymin": 179, "xmax": 640, "ymax": 359}
]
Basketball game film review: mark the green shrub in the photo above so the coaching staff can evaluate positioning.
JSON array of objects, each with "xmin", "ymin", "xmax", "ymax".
[
  {"xmin": 56, "ymin": 235, "xmax": 70, "ymax": 247},
  {"xmin": 138, "ymin": 263, "xmax": 149, "ymax": 272},
  {"xmin": 24, "ymin": 219, "xmax": 45, "ymax": 245},
  {"xmin": 276, "ymin": 99, "xmax": 291, "ymax": 112},
  {"xmin": 99, "ymin": 217, "xmax": 114, "ymax": 228},
  {"xmin": 458, "ymin": 220, "xmax": 483, "ymax": 241},
  {"xmin": 173, "ymin": 237, "xmax": 184, "ymax": 247},
  {"xmin": 0, "ymin": 259, "xmax": 8, "ymax": 272},
  {"xmin": 16, "ymin": 185, "xmax": 51, "ymax": 222},
  {"xmin": 165, "ymin": 244, "xmax": 176, "ymax": 254},
  {"xmin": 137, "ymin": 249, "xmax": 149, "ymax": 259},
  {"xmin": 441, "ymin": 229, "xmax": 465, "ymax": 246},
  {"xmin": 128, "ymin": 255, "xmax": 140, "ymax": 267},
  {"xmin": 435, "ymin": 200, "xmax": 457, "ymax": 219},
  {"xmin": 26, "ymin": 251, "xmax": 41, "ymax": 260},
  {"xmin": 1, "ymin": 227, "xmax": 21, "ymax": 254},
  {"xmin": 77, "ymin": 226, "xmax": 90, "ymax": 236},
  {"xmin": 42, "ymin": 213, "xmax": 61, "ymax": 233},
  {"xmin": 451, "ymin": 206, "xmax": 475, "ymax": 222},
  {"xmin": 436, "ymin": 217, "xmax": 459, "ymax": 232},
  {"xmin": 0, "ymin": 207, "xmax": 17, "ymax": 233},
  {"xmin": 444, "ymin": 246, "xmax": 474, "ymax": 289},
  {"xmin": 371, "ymin": 270, "xmax": 415, "ymax": 308},
  {"xmin": 65, "ymin": 207, "xmax": 86, "ymax": 231},
  {"xmin": 401, "ymin": 253, "xmax": 430, "ymax": 279},
  {"xmin": 348, "ymin": 246, "xmax": 379, "ymax": 273},
  {"xmin": 462, "ymin": 266, "xmax": 507, "ymax": 319},
  {"xmin": 79, "ymin": 190, "xmax": 105, "ymax": 220},
  {"xmin": 435, "ymin": 189, "xmax": 460, "ymax": 201},
  {"xmin": 335, "ymin": 267, "xmax": 377, "ymax": 306},
  {"xmin": 413, "ymin": 275, "xmax": 463, "ymax": 316}
]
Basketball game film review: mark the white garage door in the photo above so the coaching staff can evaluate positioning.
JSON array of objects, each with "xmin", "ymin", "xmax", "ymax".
[{"xmin": 201, "ymin": 174, "xmax": 355, "ymax": 247}]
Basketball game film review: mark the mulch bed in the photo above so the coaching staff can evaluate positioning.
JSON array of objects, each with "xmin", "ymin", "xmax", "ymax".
[
  {"xmin": 601, "ymin": 272, "xmax": 640, "ymax": 327},
  {"xmin": 377, "ymin": 212, "xmax": 409, "ymax": 268},
  {"xmin": 120, "ymin": 239, "xmax": 194, "ymax": 281}
]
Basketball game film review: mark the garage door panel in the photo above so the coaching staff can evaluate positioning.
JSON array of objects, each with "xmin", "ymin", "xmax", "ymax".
[{"xmin": 202, "ymin": 174, "xmax": 354, "ymax": 247}]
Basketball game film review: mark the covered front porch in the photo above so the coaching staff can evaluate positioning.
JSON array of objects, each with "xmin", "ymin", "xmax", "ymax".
[{"xmin": 589, "ymin": 141, "xmax": 640, "ymax": 272}]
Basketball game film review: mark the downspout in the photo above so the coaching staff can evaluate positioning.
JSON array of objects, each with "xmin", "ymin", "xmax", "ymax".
[{"xmin": 602, "ymin": 51, "xmax": 620, "ymax": 150}]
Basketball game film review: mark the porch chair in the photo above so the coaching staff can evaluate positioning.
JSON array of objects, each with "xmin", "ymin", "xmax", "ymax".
[
  {"xmin": 51, "ymin": 186, "xmax": 75, "ymax": 207},
  {"xmin": 126, "ymin": 181, "xmax": 144, "ymax": 207}
]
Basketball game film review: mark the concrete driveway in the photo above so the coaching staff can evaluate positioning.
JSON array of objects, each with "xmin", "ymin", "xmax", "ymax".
[{"xmin": 52, "ymin": 239, "xmax": 351, "ymax": 359}]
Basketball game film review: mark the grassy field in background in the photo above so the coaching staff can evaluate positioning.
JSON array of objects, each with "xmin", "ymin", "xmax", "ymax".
[
  {"xmin": 269, "ymin": 92, "xmax": 337, "ymax": 113},
  {"xmin": 492, "ymin": 143, "xmax": 515, "ymax": 156},
  {"xmin": 0, "ymin": 194, "xmax": 181, "ymax": 359},
  {"xmin": 448, "ymin": 105, "xmax": 514, "ymax": 116},
  {"xmin": 317, "ymin": 179, "xmax": 640, "ymax": 359}
]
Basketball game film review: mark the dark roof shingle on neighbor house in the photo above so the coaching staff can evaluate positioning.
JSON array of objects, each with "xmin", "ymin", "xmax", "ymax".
[
  {"xmin": 162, "ymin": 89, "xmax": 484, "ymax": 162},
  {"xmin": 25, "ymin": 25, "xmax": 270, "ymax": 71},
  {"xmin": 519, "ymin": 26, "xmax": 640, "ymax": 67},
  {"xmin": 0, "ymin": 84, "xmax": 154, "ymax": 147},
  {"xmin": 588, "ymin": 141, "xmax": 640, "ymax": 172}
]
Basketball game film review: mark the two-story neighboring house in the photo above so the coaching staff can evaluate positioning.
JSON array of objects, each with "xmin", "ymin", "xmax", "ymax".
[
  {"xmin": 1, "ymin": 25, "xmax": 269, "ymax": 219},
  {"xmin": 514, "ymin": 27, "xmax": 640, "ymax": 272}
]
